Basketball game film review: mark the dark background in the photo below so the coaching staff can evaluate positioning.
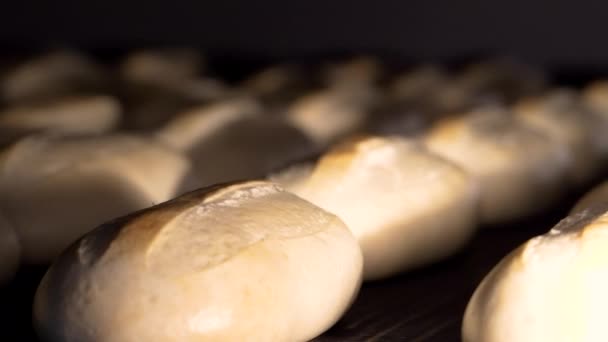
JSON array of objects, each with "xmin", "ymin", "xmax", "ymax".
[{"xmin": 1, "ymin": 0, "xmax": 608, "ymax": 69}]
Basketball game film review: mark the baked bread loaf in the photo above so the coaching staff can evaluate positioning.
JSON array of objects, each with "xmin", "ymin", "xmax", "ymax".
[
  {"xmin": 514, "ymin": 89, "xmax": 601, "ymax": 185},
  {"xmin": 1, "ymin": 51, "xmax": 105, "ymax": 103},
  {"xmin": 455, "ymin": 59, "xmax": 546, "ymax": 103},
  {"xmin": 0, "ymin": 95, "xmax": 121, "ymax": 146},
  {"xmin": 0, "ymin": 134, "xmax": 196, "ymax": 264},
  {"xmin": 120, "ymin": 48, "xmax": 204, "ymax": 86},
  {"xmin": 322, "ymin": 56, "xmax": 382, "ymax": 89},
  {"xmin": 158, "ymin": 98, "xmax": 315, "ymax": 186},
  {"xmin": 463, "ymin": 209, "xmax": 608, "ymax": 342},
  {"xmin": 287, "ymin": 87, "xmax": 377, "ymax": 147},
  {"xmin": 271, "ymin": 135, "xmax": 479, "ymax": 280},
  {"xmin": 0, "ymin": 212, "xmax": 20, "ymax": 285},
  {"xmin": 119, "ymin": 49, "xmax": 229, "ymax": 130},
  {"xmin": 425, "ymin": 106, "xmax": 570, "ymax": 224},
  {"xmin": 581, "ymin": 80, "xmax": 608, "ymax": 160},
  {"xmin": 34, "ymin": 181, "xmax": 363, "ymax": 342}
]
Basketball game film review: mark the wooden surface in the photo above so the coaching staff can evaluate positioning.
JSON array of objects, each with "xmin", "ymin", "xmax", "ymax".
[{"xmin": 0, "ymin": 188, "xmax": 589, "ymax": 341}]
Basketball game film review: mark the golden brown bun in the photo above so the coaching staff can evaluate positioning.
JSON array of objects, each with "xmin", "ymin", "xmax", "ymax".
[
  {"xmin": 514, "ymin": 89, "xmax": 601, "ymax": 186},
  {"xmin": 271, "ymin": 135, "xmax": 479, "ymax": 280},
  {"xmin": 463, "ymin": 210, "xmax": 608, "ymax": 342},
  {"xmin": 425, "ymin": 106, "xmax": 570, "ymax": 224},
  {"xmin": 34, "ymin": 181, "xmax": 363, "ymax": 342}
]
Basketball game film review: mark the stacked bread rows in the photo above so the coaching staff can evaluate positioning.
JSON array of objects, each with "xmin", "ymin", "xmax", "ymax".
[{"xmin": 1, "ymin": 50, "xmax": 608, "ymax": 341}]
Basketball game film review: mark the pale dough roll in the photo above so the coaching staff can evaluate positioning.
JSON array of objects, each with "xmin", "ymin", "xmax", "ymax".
[
  {"xmin": 34, "ymin": 181, "xmax": 363, "ymax": 342},
  {"xmin": 514, "ymin": 89, "xmax": 601, "ymax": 185},
  {"xmin": 424, "ymin": 106, "xmax": 570, "ymax": 224},
  {"xmin": 271, "ymin": 135, "xmax": 479, "ymax": 280},
  {"xmin": 158, "ymin": 98, "xmax": 315, "ymax": 186},
  {"xmin": 0, "ymin": 95, "xmax": 121, "ymax": 146},
  {"xmin": 463, "ymin": 210, "xmax": 608, "ymax": 342},
  {"xmin": 0, "ymin": 212, "xmax": 20, "ymax": 285},
  {"xmin": 0, "ymin": 134, "xmax": 197, "ymax": 264}
]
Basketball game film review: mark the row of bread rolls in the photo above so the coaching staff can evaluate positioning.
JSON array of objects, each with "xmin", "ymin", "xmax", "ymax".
[
  {"xmin": 0, "ymin": 52, "xmax": 607, "ymax": 340},
  {"xmin": 463, "ymin": 180, "xmax": 608, "ymax": 342}
]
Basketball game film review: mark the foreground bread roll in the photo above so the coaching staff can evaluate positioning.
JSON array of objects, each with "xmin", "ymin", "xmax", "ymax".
[
  {"xmin": 0, "ymin": 95, "xmax": 121, "ymax": 146},
  {"xmin": 463, "ymin": 210, "xmax": 608, "ymax": 342},
  {"xmin": 425, "ymin": 106, "xmax": 570, "ymax": 224},
  {"xmin": 1, "ymin": 51, "xmax": 105, "ymax": 103},
  {"xmin": 0, "ymin": 134, "xmax": 196, "ymax": 264},
  {"xmin": 571, "ymin": 181, "xmax": 608, "ymax": 214},
  {"xmin": 34, "ymin": 181, "xmax": 363, "ymax": 342},
  {"xmin": 514, "ymin": 89, "xmax": 601, "ymax": 185},
  {"xmin": 0, "ymin": 212, "xmax": 20, "ymax": 285},
  {"xmin": 271, "ymin": 136, "xmax": 479, "ymax": 280},
  {"xmin": 158, "ymin": 98, "xmax": 315, "ymax": 186}
]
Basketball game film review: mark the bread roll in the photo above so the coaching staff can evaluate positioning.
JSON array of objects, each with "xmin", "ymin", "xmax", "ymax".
[
  {"xmin": 119, "ymin": 49, "xmax": 230, "ymax": 130},
  {"xmin": 390, "ymin": 65, "xmax": 447, "ymax": 104},
  {"xmin": 158, "ymin": 98, "xmax": 315, "ymax": 186},
  {"xmin": 322, "ymin": 56, "xmax": 382, "ymax": 88},
  {"xmin": 0, "ymin": 134, "xmax": 197, "ymax": 264},
  {"xmin": 34, "ymin": 181, "xmax": 362, "ymax": 342},
  {"xmin": 424, "ymin": 106, "xmax": 570, "ymax": 224},
  {"xmin": 514, "ymin": 89, "xmax": 600, "ymax": 185},
  {"xmin": 581, "ymin": 80, "xmax": 608, "ymax": 160},
  {"xmin": 0, "ymin": 95, "xmax": 121, "ymax": 146},
  {"xmin": 240, "ymin": 64, "xmax": 305, "ymax": 99},
  {"xmin": 455, "ymin": 59, "xmax": 546, "ymax": 103},
  {"xmin": 1, "ymin": 51, "xmax": 105, "ymax": 103},
  {"xmin": 157, "ymin": 98, "xmax": 262, "ymax": 151},
  {"xmin": 270, "ymin": 135, "xmax": 478, "ymax": 280},
  {"xmin": 463, "ymin": 210, "xmax": 608, "ymax": 342},
  {"xmin": 389, "ymin": 65, "xmax": 481, "ymax": 115},
  {"xmin": 120, "ymin": 48, "xmax": 204, "ymax": 86},
  {"xmin": 287, "ymin": 87, "xmax": 377, "ymax": 147},
  {"xmin": 571, "ymin": 181, "xmax": 608, "ymax": 215},
  {"xmin": 583, "ymin": 81, "xmax": 608, "ymax": 113},
  {"xmin": 0, "ymin": 212, "xmax": 20, "ymax": 285}
]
